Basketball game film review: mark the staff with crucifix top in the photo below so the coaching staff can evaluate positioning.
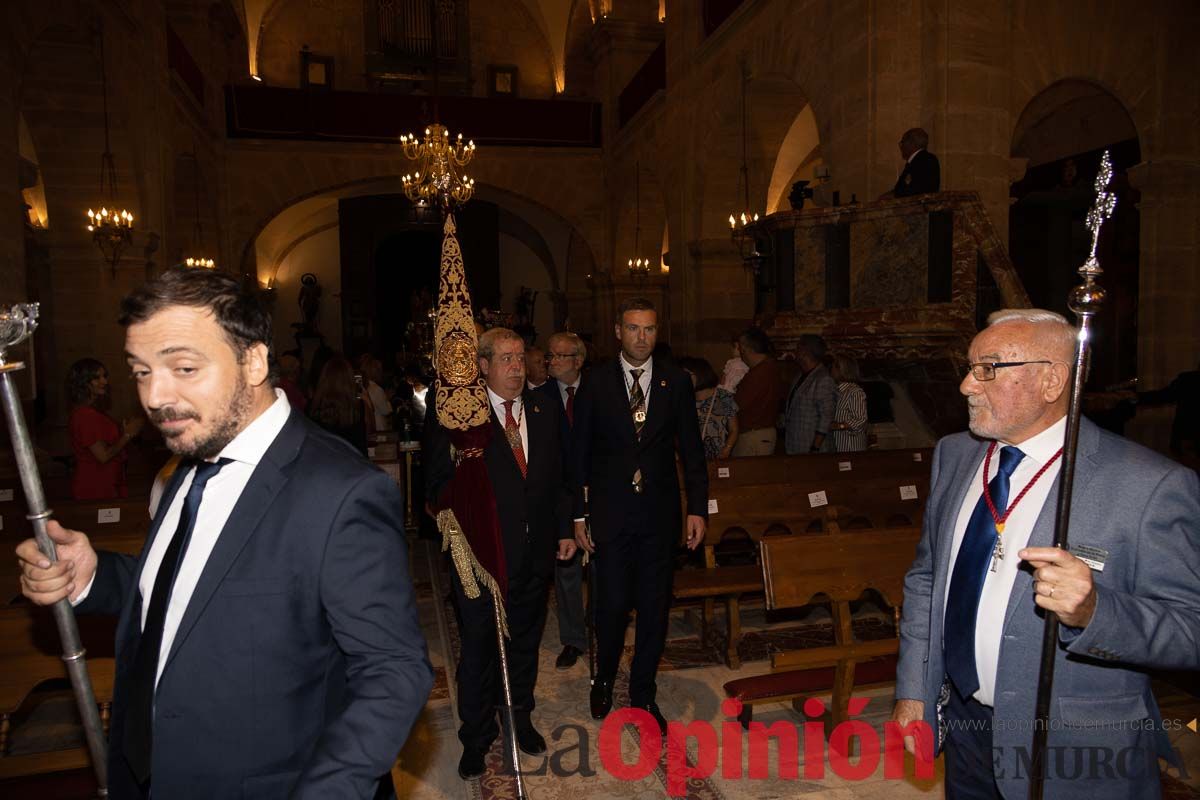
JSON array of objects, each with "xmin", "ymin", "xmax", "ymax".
[{"xmin": 570, "ymin": 297, "xmax": 709, "ymax": 736}]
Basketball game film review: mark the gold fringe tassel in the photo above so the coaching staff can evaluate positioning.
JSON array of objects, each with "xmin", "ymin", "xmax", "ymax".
[{"xmin": 437, "ymin": 508, "xmax": 509, "ymax": 638}]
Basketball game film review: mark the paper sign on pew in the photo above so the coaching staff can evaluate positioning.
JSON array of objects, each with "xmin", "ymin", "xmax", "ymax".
[
  {"xmin": 717, "ymin": 467, "xmax": 730, "ymax": 478},
  {"xmin": 838, "ymin": 462, "xmax": 852, "ymax": 472},
  {"xmin": 708, "ymin": 498, "xmax": 719, "ymax": 514},
  {"xmin": 808, "ymin": 490, "xmax": 828, "ymax": 508},
  {"xmin": 899, "ymin": 485, "xmax": 919, "ymax": 500},
  {"xmin": 98, "ymin": 507, "xmax": 121, "ymax": 524}
]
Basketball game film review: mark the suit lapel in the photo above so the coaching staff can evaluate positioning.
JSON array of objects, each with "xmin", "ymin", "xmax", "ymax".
[
  {"xmin": 1002, "ymin": 419, "xmax": 1102, "ymax": 632},
  {"xmin": 931, "ymin": 438, "xmax": 989, "ymax": 619},
  {"xmin": 610, "ymin": 360, "xmax": 638, "ymax": 443},
  {"xmin": 160, "ymin": 411, "xmax": 304, "ymax": 676},
  {"xmin": 638, "ymin": 366, "xmax": 668, "ymax": 444}
]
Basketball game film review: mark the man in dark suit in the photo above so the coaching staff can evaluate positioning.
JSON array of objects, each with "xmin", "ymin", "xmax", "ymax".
[
  {"xmin": 889, "ymin": 127, "xmax": 941, "ymax": 197},
  {"xmin": 572, "ymin": 297, "xmax": 708, "ymax": 734},
  {"xmin": 425, "ymin": 327, "xmax": 575, "ymax": 780},
  {"xmin": 537, "ymin": 331, "xmax": 589, "ymax": 670},
  {"xmin": 16, "ymin": 269, "xmax": 432, "ymax": 799},
  {"xmin": 893, "ymin": 309, "xmax": 1200, "ymax": 798}
]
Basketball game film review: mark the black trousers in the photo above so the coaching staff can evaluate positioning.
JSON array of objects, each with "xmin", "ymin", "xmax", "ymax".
[
  {"xmin": 451, "ymin": 548, "xmax": 549, "ymax": 752},
  {"xmin": 594, "ymin": 495, "xmax": 674, "ymax": 706},
  {"xmin": 944, "ymin": 682, "xmax": 1002, "ymax": 800}
]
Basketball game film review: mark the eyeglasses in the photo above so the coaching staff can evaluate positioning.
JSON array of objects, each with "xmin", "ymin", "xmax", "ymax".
[{"xmin": 966, "ymin": 361, "xmax": 1053, "ymax": 381}]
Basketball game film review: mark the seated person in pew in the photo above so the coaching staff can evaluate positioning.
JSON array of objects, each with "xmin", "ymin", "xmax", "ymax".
[{"xmin": 16, "ymin": 268, "xmax": 431, "ymax": 800}]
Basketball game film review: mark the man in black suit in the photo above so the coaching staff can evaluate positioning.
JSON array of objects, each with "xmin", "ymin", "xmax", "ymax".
[
  {"xmin": 572, "ymin": 298, "xmax": 708, "ymax": 734},
  {"xmin": 425, "ymin": 327, "xmax": 575, "ymax": 780},
  {"xmin": 889, "ymin": 127, "xmax": 941, "ymax": 197},
  {"xmin": 16, "ymin": 268, "xmax": 432, "ymax": 799},
  {"xmin": 537, "ymin": 331, "xmax": 589, "ymax": 670}
]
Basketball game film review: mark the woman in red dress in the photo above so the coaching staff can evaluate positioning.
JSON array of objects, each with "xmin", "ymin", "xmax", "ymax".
[{"xmin": 66, "ymin": 358, "xmax": 143, "ymax": 500}]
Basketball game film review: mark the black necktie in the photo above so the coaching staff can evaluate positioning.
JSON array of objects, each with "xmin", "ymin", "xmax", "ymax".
[
  {"xmin": 944, "ymin": 445, "xmax": 1024, "ymax": 699},
  {"xmin": 124, "ymin": 458, "xmax": 230, "ymax": 784}
]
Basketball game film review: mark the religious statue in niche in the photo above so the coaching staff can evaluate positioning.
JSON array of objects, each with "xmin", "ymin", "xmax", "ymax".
[
  {"xmin": 297, "ymin": 272, "xmax": 322, "ymax": 335},
  {"xmin": 514, "ymin": 285, "xmax": 538, "ymax": 343}
]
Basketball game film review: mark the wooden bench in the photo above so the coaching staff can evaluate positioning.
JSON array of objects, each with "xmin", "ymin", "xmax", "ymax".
[
  {"xmin": 706, "ymin": 448, "xmax": 933, "ymax": 488},
  {"xmin": 0, "ymin": 604, "xmax": 116, "ymax": 780},
  {"xmin": 722, "ymin": 526, "xmax": 921, "ymax": 727},
  {"xmin": 674, "ymin": 462, "xmax": 930, "ymax": 667}
]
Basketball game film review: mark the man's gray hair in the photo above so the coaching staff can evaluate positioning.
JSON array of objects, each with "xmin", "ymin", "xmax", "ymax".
[
  {"xmin": 986, "ymin": 308, "xmax": 1077, "ymax": 357},
  {"xmin": 548, "ymin": 331, "xmax": 587, "ymax": 361},
  {"xmin": 478, "ymin": 327, "xmax": 524, "ymax": 361}
]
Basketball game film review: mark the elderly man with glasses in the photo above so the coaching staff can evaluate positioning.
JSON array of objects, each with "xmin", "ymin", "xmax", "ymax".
[
  {"xmin": 892, "ymin": 308, "xmax": 1200, "ymax": 799},
  {"xmin": 537, "ymin": 331, "xmax": 590, "ymax": 670}
]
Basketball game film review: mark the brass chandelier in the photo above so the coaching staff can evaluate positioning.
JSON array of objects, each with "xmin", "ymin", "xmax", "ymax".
[
  {"xmin": 182, "ymin": 150, "xmax": 216, "ymax": 269},
  {"xmin": 400, "ymin": 125, "xmax": 477, "ymax": 209},
  {"xmin": 84, "ymin": 20, "xmax": 134, "ymax": 273},
  {"xmin": 727, "ymin": 62, "xmax": 765, "ymax": 274},
  {"xmin": 627, "ymin": 160, "xmax": 651, "ymax": 278}
]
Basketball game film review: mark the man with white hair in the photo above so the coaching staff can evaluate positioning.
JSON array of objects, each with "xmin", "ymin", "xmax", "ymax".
[{"xmin": 893, "ymin": 308, "xmax": 1200, "ymax": 799}]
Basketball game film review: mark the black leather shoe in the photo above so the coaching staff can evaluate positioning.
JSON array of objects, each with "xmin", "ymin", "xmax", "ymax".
[
  {"xmin": 556, "ymin": 645, "xmax": 583, "ymax": 670},
  {"xmin": 457, "ymin": 748, "xmax": 487, "ymax": 780},
  {"xmin": 590, "ymin": 679, "xmax": 613, "ymax": 719},
  {"xmin": 515, "ymin": 723, "xmax": 547, "ymax": 755},
  {"xmin": 634, "ymin": 702, "xmax": 669, "ymax": 736}
]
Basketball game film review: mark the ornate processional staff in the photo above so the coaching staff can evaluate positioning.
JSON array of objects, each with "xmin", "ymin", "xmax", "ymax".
[
  {"xmin": 1029, "ymin": 151, "xmax": 1117, "ymax": 800},
  {"xmin": 0, "ymin": 304, "xmax": 109, "ymax": 796},
  {"xmin": 431, "ymin": 215, "xmax": 530, "ymax": 799}
]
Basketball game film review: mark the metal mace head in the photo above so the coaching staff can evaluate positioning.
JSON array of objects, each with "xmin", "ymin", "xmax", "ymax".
[
  {"xmin": 1068, "ymin": 151, "xmax": 1117, "ymax": 324},
  {"xmin": 0, "ymin": 303, "xmax": 39, "ymax": 361}
]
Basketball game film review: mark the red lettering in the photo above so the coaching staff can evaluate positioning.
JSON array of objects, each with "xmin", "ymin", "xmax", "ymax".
[
  {"xmin": 803, "ymin": 697, "xmax": 826, "ymax": 779},
  {"xmin": 721, "ymin": 699, "xmax": 743, "ymax": 779},
  {"xmin": 666, "ymin": 720, "xmax": 718, "ymax": 797},
  {"xmin": 598, "ymin": 707, "xmax": 660, "ymax": 782},
  {"xmin": 748, "ymin": 721, "xmax": 800, "ymax": 779}
]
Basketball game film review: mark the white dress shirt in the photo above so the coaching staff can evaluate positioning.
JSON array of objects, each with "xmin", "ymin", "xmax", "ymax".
[
  {"xmin": 488, "ymin": 386, "xmax": 528, "ymax": 455},
  {"xmin": 75, "ymin": 390, "xmax": 292, "ymax": 687},
  {"xmin": 618, "ymin": 352, "xmax": 653, "ymax": 415},
  {"xmin": 944, "ymin": 415, "xmax": 1067, "ymax": 707}
]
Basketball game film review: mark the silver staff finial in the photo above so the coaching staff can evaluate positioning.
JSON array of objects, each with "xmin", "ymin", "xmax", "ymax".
[
  {"xmin": 0, "ymin": 303, "xmax": 40, "ymax": 358},
  {"xmin": 1081, "ymin": 151, "xmax": 1117, "ymax": 277}
]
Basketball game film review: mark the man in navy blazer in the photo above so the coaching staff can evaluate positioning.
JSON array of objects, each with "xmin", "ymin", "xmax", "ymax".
[
  {"xmin": 889, "ymin": 127, "xmax": 940, "ymax": 197},
  {"xmin": 893, "ymin": 309, "xmax": 1200, "ymax": 798},
  {"xmin": 572, "ymin": 298, "xmax": 708, "ymax": 734},
  {"xmin": 16, "ymin": 269, "xmax": 432, "ymax": 799}
]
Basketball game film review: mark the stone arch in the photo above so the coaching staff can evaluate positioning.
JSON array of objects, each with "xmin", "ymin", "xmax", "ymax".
[
  {"xmin": 765, "ymin": 103, "xmax": 821, "ymax": 213},
  {"xmin": 1008, "ymin": 79, "xmax": 1142, "ymax": 391},
  {"xmin": 1011, "ymin": 79, "xmax": 1137, "ymax": 169},
  {"xmin": 692, "ymin": 60, "xmax": 821, "ymax": 239},
  {"xmin": 248, "ymin": 175, "xmax": 598, "ymax": 349}
]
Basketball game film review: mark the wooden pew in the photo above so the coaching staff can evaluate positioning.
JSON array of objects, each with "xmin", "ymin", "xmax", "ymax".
[
  {"xmin": 722, "ymin": 526, "xmax": 921, "ymax": 727},
  {"xmin": 674, "ymin": 459, "xmax": 930, "ymax": 668},
  {"xmin": 0, "ymin": 604, "xmax": 116, "ymax": 779},
  {"xmin": 706, "ymin": 448, "xmax": 933, "ymax": 488}
]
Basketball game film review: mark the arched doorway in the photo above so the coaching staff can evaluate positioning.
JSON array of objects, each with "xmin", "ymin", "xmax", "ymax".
[{"xmin": 1009, "ymin": 80, "xmax": 1140, "ymax": 396}]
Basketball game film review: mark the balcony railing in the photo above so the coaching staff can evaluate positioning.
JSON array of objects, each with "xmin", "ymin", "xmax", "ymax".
[{"xmin": 224, "ymin": 85, "xmax": 602, "ymax": 148}]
